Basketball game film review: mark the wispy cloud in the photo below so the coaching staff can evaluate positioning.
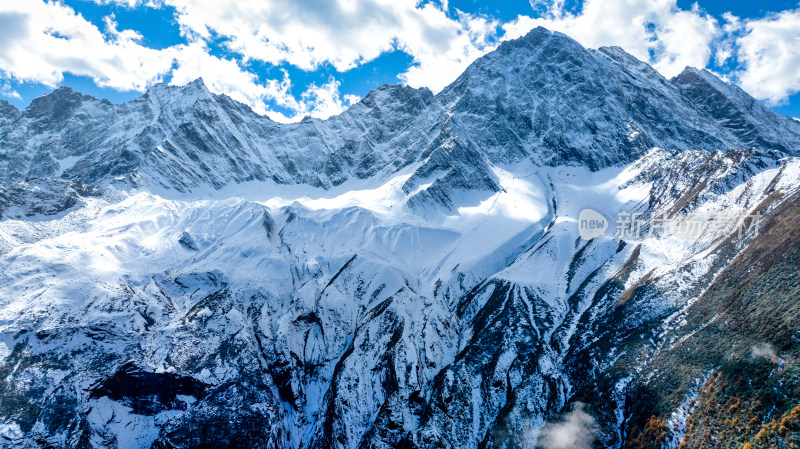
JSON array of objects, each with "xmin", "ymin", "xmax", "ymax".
[
  {"xmin": 0, "ymin": 78, "xmax": 20, "ymax": 101},
  {"xmin": 537, "ymin": 402, "xmax": 596, "ymax": 449},
  {"xmin": 750, "ymin": 342, "xmax": 779, "ymax": 363}
]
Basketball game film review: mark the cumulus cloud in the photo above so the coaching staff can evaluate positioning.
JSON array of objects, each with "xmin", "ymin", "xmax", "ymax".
[
  {"xmin": 750, "ymin": 342, "xmax": 779, "ymax": 363},
  {"xmin": 92, "ymin": 0, "xmax": 160, "ymax": 7},
  {"xmin": 0, "ymin": 0, "xmax": 174, "ymax": 90},
  {"xmin": 0, "ymin": 78, "xmax": 20, "ymax": 101},
  {"xmin": 156, "ymin": 0, "xmax": 499, "ymax": 93},
  {"xmin": 170, "ymin": 47, "xmax": 358, "ymax": 122},
  {"xmin": 400, "ymin": 10, "xmax": 499, "ymax": 90},
  {"xmin": 296, "ymin": 78, "xmax": 361, "ymax": 120},
  {"xmin": 537, "ymin": 402, "xmax": 596, "ymax": 449},
  {"xmin": 0, "ymin": 0, "xmax": 498, "ymax": 118},
  {"xmin": 501, "ymin": 0, "xmax": 720, "ymax": 78},
  {"xmin": 0, "ymin": 0, "xmax": 362, "ymax": 121},
  {"xmin": 731, "ymin": 9, "xmax": 800, "ymax": 105}
]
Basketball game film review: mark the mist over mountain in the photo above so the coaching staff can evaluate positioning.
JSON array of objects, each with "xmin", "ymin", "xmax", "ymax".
[{"xmin": 0, "ymin": 27, "xmax": 799, "ymax": 449}]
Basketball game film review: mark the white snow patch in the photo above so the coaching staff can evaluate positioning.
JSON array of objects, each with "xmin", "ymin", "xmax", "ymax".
[{"xmin": 56, "ymin": 155, "xmax": 82, "ymax": 177}]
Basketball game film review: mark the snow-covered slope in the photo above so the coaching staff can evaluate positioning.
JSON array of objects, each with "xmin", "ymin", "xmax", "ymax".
[{"xmin": 1, "ymin": 26, "xmax": 800, "ymax": 449}]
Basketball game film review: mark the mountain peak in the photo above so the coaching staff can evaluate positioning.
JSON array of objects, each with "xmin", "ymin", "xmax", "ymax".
[
  {"xmin": 518, "ymin": 25, "xmax": 582, "ymax": 49},
  {"xmin": 479, "ymin": 25, "xmax": 591, "ymax": 72},
  {"xmin": 521, "ymin": 25, "xmax": 561, "ymax": 40},
  {"xmin": 186, "ymin": 77, "xmax": 210, "ymax": 92},
  {"xmin": 141, "ymin": 77, "xmax": 215, "ymax": 108},
  {"xmin": 673, "ymin": 66, "xmax": 721, "ymax": 86},
  {"xmin": 672, "ymin": 66, "xmax": 800, "ymax": 154},
  {"xmin": 0, "ymin": 99, "xmax": 19, "ymax": 120},
  {"xmin": 23, "ymin": 85, "xmax": 101, "ymax": 120},
  {"xmin": 597, "ymin": 45, "xmax": 657, "ymax": 70},
  {"xmin": 672, "ymin": 65, "xmax": 756, "ymax": 108},
  {"xmin": 359, "ymin": 83, "xmax": 433, "ymax": 110}
]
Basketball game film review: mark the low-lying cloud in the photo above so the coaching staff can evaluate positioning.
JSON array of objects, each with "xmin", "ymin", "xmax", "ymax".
[
  {"xmin": 750, "ymin": 342, "xmax": 779, "ymax": 363},
  {"xmin": 537, "ymin": 402, "xmax": 596, "ymax": 449}
]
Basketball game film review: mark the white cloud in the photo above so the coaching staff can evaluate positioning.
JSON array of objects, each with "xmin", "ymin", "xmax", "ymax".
[
  {"xmin": 537, "ymin": 402, "xmax": 596, "ymax": 449},
  {"xmin": 732, "ymin": 9, "xmax": 800, "ymax": 105},
  {"xmin": 169, "ymin": 44, "xmax": 358, "ymax": 122},
  {"xmin": 91, "ymin": 0, "xmax": 161, "ymax": 7},
  {"xmin": 0, "ymin": 78, "xmax": 20, "ymax": 101},
  {"xmin": 750, "ymin": 342, "xmax": 779, "ymax": 363},
  {"xmin": 712, "ymin": 12, "xmax": 741, "ymax": 67},
  {"xmin": 102, "ymin": 14, "xmax": 144, "ymax": 42},
  {"xmin": 157, "ymin": 0, "xmax": 499, "ymax": 93},
  {"xmin": 501, "ymin": 0, "xmax": 720, "ymax": 78},
  {"xmin": 0, "ymin": 0, "xmax": 175, "ymax": 91},
  {"xmin": 0, "ymin": 1, "xmax": 360, "ymax": 121},
  {"xmin": 400, "ymin": 10, "xmax": 499, "ymax": 91},
  {"xmin": 296, "ymin": 78, "xmax": 361, "ymax": 120}
]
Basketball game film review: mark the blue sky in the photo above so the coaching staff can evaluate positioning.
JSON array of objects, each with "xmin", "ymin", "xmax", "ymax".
[{"xmin": 1, "ymin": 0, "xmax": 799, "ymax": 121}]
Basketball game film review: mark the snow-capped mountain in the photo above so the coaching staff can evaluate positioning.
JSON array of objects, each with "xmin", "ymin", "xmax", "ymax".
[{"xmin": 0, "ymin": 27, "xmax": 799, "ymax": 449}]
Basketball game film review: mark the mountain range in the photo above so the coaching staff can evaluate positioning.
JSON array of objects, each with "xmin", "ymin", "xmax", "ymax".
[{"xmin": 0, "ymin": 27, "xmax": 799, "ymax": 449}]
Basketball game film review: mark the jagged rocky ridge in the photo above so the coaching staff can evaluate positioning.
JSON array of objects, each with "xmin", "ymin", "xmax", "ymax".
[{"xmin": 0, "ymin": 27, "xmax": 799, "ymax": 449}]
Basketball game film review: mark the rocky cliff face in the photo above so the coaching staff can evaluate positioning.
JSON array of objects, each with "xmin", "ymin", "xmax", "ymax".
[{"xmin": 0, "ymin": 27, "xmax": 798, "ymax": 449}]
